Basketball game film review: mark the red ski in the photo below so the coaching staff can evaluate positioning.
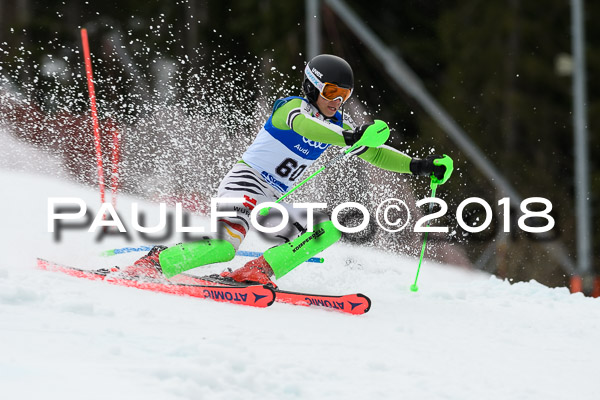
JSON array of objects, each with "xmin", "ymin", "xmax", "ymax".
[
  {"xmin": 36, "ymin": 259, "xmax": 274, "ymax": 308},
  {"xmin": 177, "ymin": 274, "xmax": 371, "ymax": 315},
  {"xmin": 271, "ymin": 290, "xmax": 370, "ymax": 315}
]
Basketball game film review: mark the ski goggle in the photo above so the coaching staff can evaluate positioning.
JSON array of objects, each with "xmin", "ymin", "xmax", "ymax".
[{"xmin": 305, "ymin": 64, "xmax": 353, "ymax": 103}]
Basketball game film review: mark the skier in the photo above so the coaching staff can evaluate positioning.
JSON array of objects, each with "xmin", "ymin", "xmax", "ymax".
[{"xmin": 128, "ymin": 54, "xmax": 453, "ymax": 286}]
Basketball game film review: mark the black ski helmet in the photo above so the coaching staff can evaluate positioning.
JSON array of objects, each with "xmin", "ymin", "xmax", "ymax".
[{"xmin": 302, "ymin": 54, "xmax": 354, "ymax": 106}]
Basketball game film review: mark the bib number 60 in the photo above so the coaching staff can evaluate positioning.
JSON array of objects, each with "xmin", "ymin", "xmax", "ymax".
[{"xmin": 276, "ymin": 158, "xmax": 307, "ymax": 182}]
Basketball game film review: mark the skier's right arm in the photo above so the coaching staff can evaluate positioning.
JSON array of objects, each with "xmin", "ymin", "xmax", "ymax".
[{"xmin": 271, "ymin": 98, "xmax": 349, "ymax": 146}]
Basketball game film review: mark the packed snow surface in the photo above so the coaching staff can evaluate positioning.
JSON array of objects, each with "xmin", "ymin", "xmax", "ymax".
[{"xmin": 1, "ymin": 158, "xmax": 598, "ymax": 399}]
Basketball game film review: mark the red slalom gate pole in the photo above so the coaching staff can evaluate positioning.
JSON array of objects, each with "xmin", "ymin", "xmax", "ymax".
[
  {"xmin": 110, "ymin": 123, "xmax": 121, "ymax": 209},
  {"xmin": 80, "ymin": 28, "xmax": 105, "ymax": 205}
]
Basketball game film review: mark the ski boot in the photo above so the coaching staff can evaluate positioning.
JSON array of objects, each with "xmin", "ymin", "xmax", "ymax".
[
  {"xmin": 114, "ymin": 245, "xmax": 168, "ymax": 281},
  {"xmin": 221, "ymin": 255, "xmax": 276, "ymax": 288}
]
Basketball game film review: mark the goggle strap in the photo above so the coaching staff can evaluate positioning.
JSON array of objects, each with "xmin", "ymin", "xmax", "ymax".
[{"xmin": 304, "ymin": 64, "xmax": 324, "ymax": 92}]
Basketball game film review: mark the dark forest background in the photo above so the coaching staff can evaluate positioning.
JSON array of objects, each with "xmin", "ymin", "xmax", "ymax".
[{"xmin": 1, "ymin": 0, "xmax": 599, "ymax": 291}]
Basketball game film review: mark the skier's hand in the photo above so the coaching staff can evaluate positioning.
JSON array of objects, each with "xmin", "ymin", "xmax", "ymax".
[
  {"xmin": 343, "ymin": 122, "xmax": 374, "ymax": 146},
  {"xmin": 409, "ymin": 154, "xmax": 454, "ymax": 185}
]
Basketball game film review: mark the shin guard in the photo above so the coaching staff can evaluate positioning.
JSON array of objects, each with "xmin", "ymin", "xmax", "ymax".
[
  {"xmin": 264, "ymin": 221, "xmax": 341, "ymax": 279},
  {"xmin": 159, "ymin": 239, "xmax": 235, "ymax": 278}
]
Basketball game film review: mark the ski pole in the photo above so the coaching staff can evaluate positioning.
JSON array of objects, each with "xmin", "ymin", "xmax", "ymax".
[
  {"xmin": 259, "ymin": 149, "xmax": 349, "ymax": 215},
  {"xmin": 101, "ymin": 246, "xmax": 324, "ymax": 263},
  {"xmin": 260, "ymin": 120, "xmax": 391, "ymax": 216},
  {"xmin": 410, "ymin": 178, "xmax": 439, "ymax": 292},
  {"xmin": 100, "ymin": 246, "xmax": 154, "ymax": 256},
  {"xmin": 238, "ymin": 251, "xmax": 322, "ymax": 263}
]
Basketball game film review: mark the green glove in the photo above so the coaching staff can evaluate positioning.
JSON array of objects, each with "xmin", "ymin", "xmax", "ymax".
[
  {"xmin": 409, "ymin": 154, "xmax": 454, "ymax": 185},
  {"xmin": 343, "ymin": 122, "xmax": 374, "ymax": 146}
]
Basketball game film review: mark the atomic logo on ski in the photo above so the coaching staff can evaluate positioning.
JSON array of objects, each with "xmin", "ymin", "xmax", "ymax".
[
  {"xmin": 304, "ymin": 297, "xmax": 345, "ymax": 310},
  {"xmin": 202, "ymin": 289, "xmax": 248, "ymax": 303},
  {"xmin": 253, "ymin": 292, "xmax": 269, "ymax": 303}
]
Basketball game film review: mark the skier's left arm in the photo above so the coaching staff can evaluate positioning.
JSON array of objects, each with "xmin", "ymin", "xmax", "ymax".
[{"xmin": 346, "ymin": 124, "xmax": 454, "ymax": 185}]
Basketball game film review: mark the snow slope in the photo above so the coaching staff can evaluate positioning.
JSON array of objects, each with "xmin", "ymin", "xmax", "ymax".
[{"xmin": 1, "ymin": 167, "xmax": 599, "ymax": 400}]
